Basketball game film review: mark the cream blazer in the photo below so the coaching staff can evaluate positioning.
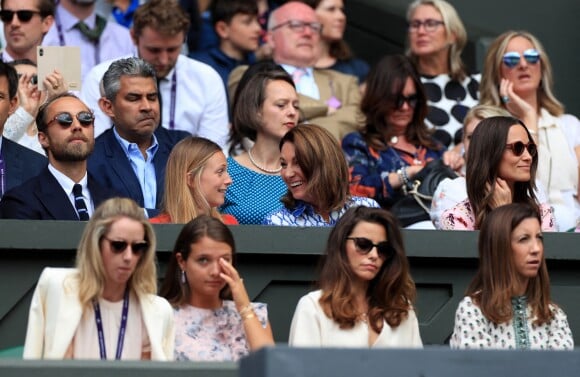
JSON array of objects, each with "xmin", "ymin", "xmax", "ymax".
[{"xmin": 23, "ymin": 268, "xmax": 175, "ymax": 360}]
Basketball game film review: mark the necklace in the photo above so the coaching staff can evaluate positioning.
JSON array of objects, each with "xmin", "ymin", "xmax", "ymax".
[{"xmin": 248, "ymin": 148, "xmax": 282, "ymax": 174}]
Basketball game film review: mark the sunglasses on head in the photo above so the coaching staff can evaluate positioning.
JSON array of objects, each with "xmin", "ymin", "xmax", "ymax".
[
  {"xmin": 46, "ymin": 111, "xmax": 95, "ymax": 128},
  {"xmin": 502, "ymin": 49, "xmax": 540, "ymax": 68},
  {"xmin": 0, "ymin": 10, "xmax": 41, "ymax": 23},
  {"xmin": 394, "ymin": 94, "xmax": 418, "ymax": 109},
  {"xmin": 505, "ymin": 141, "xmax": 537, "ymax": 157},
  {"xmin": 347, "ymin": 237, "xmax": 393, "ymax": 259},
  {"xmin": 103, "ymin": 237, "xmax": 149, "ymax": 255}
]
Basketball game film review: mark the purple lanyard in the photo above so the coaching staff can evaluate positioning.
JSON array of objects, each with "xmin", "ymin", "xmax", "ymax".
[
  {"xmin": 55, "ymin": 14, "xmax": 101, "ymax": 65},
  {"xmin": 92, "ymin": 288, "xmax": 129, "ymax": 360},
  {"xmin": 168, "ymin": 70, "xmax": 177, "ymax": 130},
  {"xmin": 0, "ymin": 154, "xmax": 5, "ymax": 198}
]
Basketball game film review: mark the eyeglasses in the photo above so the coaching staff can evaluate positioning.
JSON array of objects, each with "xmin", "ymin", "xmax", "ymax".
[
  {"xmin": 347, "ymin": 237, "xmax": 393, "ymax": 259},
  {"xmin": 502, "ymin": 49, "xmax": 540, "ymax": 68},
  {"xmin": 46, "ymin": 111, "xmax": 95, "ymax": 128},
  {"xmin": 103, "ymin": 237, "xmax": 149, "ymax": 255},
  {"xmin": 270, "ymin": 20, "xmax": 323, "ymax": 34},
  {"xmin": 0, "ymin": 10, "xmax": 41, "ymax": 23},
  {"xmin": 395, "ymin": 94, "xmax": 419, "ymax": 109},
  {"xmin": 505, "ymin": 141, "xmax": 537, "ymax": 157},
  {"xmin": 408, "ymin": 19, "xmax": 444, "ymax": 33}
]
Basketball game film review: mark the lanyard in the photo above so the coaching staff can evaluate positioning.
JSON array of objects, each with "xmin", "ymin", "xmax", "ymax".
[
  {"xmin": 0, "ymin": 154, "xmax": 5, "ymax": 198},
  {"xmin": 92, "ymin": 288, "xmax": 129, "ymax": 360},
  {"xmin": 168, "ymin": 70, "xmax": 177, "ymax": 130},
  {"xmin": 55, "ymin": 14, "xmax": 101, "ymax": 66}
]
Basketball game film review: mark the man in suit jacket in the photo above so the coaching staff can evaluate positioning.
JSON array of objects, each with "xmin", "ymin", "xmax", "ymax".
[
  {"xmin": 228, "ymin": 1, "xmax": 361, "ymax": 140},
  {"xmin": 87, "ymin": 57, "xmax": 189, "ymax": 217},
  {"xmin": 0, "ymin": 93, "xmax": 116, "ymax": 219},
  {"xmin": 0, "ymin": 62, "xmax": 46, "ymax": 200}
]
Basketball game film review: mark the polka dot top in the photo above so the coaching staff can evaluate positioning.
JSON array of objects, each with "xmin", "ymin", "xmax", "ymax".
[{"xmin": 220, "ymin": 156, "xmax": 287, "ymax": 224}]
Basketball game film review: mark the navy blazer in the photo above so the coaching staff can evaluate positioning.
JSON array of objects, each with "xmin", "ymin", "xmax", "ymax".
[
  {"xmin": 87, "ymin": 126, "xmax": 190, "ymax": 217},
  {"xmin": 1, "ymin": 137, "xmax": 47, "ymax": 196},
  {"xmin": 0, "ymin": 167, "xmax": 117, "ymax": 220}
]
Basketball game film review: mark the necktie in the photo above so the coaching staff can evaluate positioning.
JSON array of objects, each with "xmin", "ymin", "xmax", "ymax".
[
  {"xmin": 74, "ymin": 15, "xmax": 107, "ymax": 43},
  {"xmin": 0, "ymin": 154, "xmax": 5, "ymax": 199},
  {"xmin": 73, "ymin": 184, "xmax": 90, "ymax": 221},
  {"xmin": 292, "ymin": 68, "xmax": 306, "ymax": 85}
]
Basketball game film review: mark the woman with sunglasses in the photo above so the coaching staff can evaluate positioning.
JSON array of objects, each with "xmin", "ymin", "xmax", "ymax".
[
  {"xmin": 289, "ymin": 206, "xmax": 422, "ymax": 347},
  {"xmin": 480, "ymin": 31, "xmax": 580, "ymax": 231},
  {"xmin": 406, "ymin": 0, "xmax": 479, "ymax": 149},
  {"xmin": 23, "ymin": 197, "xmax": 175, "ymax": 359},
  {"xmin": 150, "ymin": 137, "xmax": 237, "ymax": 225},
  {"xmin": 160, "ymin": 215, "xmax": 274, "ymax": 361},
  {"xmin": 342, "ymin": 54, "xmax": 462, "ymax": 228},
  {"xmin": 450, "ymin": 203, "xmax": 573, "ymax": 349},
  {"xmin": 440, "ymin": 116, "xmax": 555, "ymax": 231},
  {"xmin": 263, "ymin": 123, "xmax": 379, "ymax": 226}
]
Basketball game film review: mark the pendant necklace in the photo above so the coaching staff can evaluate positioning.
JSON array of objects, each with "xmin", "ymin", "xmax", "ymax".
[{"xmin": 248, "ymin": 148, "xmax": 282, "ymax": 174}]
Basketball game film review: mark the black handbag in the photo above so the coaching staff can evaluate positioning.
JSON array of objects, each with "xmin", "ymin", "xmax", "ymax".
[{"xmin": 390, "ymin": 159, "xmax": 458, "ymax": 227}]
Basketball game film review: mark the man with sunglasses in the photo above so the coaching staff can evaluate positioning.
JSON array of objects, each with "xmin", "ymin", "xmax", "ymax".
[
  {"xmin": 0, "ymin": 93, "xmax": 117, "ymax": 219},
  {"xmin": 41, "ymin": 0, "xmax": 134, "ymax": 81},
  {"xmin": 0, "ymin": 0, "xmax": 54, "ymax": 63},
  {"xmin": 87, "ymin": 57, "xmax": 189, "ymax": 218},
  {"xmin": 0, "ymin": 61, "xmax": 46, "ymax": 201},
  {"xmin": 228, "ymin": 1, "xmax": 360, "ymax": 140},
  {"xmin": 80, "ymin": 0, "xmax": 229, "ymax": 151}
]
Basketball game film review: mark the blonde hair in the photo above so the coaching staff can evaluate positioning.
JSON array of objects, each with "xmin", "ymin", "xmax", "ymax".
[
  {"xmin": 75, "ymin": 198, "xmax": 157, "ymax": 308},
  {"xmin": 406, "ymin": 0, "xmax": 468, "ymax": 81},
  {"xmin": 462, "ymin": 104, "xmax": 511, "ymax": 142},
  {"xmin": 161, "ymin": 137, "xmax": 223, "ymax": 223},
  {"xmin": 479, "ymin": 30, "xmax": 564, "ymax": 116}
]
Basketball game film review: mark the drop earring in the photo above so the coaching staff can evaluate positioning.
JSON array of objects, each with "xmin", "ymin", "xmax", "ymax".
[{"xmin": 180, "ymin": 270, "xmax": 186, "ymax": 284}]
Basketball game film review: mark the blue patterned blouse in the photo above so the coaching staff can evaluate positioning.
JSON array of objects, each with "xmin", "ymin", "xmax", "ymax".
[
  {"xmin": 220, "ymin": 157, "xmax": 287, "ymax": 224},
  {"xmin": 342, "ymin": 131, "xmax": 445, "ymax": 208},
  {"xmin": 263, "ymin": 196, "xmax": 380, "ymax": 226}
]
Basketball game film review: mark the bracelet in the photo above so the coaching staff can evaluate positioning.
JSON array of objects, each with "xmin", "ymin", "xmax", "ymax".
[
  {"xmin": 242, "ymin": 312, "xmax": 256, "ymax": 321},
  {"xmin": 239, "ymin": 303, "xmax": 253, "ymax": 318},
  {"xmin": 396, "ymin": 169, "xmax": 404, "ymax": 186},
  {"xmin": 401, "ymin": 167, "xmax": 410, "ymax": 184}
]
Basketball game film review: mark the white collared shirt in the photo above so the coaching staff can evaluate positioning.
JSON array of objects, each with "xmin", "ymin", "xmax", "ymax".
[
  {"xmin": 42, "ymin": 5, "xmax": 136, "ymax": 81},
  {"xmin": 80, "ymin": 54, "xmax": 229, "ymax": 150},
  {"xmin": 47, "ymin": 164, "xmax": 94, "ymax": 218}
]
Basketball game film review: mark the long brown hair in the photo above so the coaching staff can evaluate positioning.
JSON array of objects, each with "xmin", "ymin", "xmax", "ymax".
[
  {"xmin": 467, "ymin": 203, "xmax": 553, "ymax": 325},
  {"xmin": 360, "ymin": 55, "xmax": 438, "ymax": 151},
  {"xmin": 466, "ymin": 116, "xmax": 539, "ymax": 229},
  {"xmin": 318, "ymin": 206, "xmax": 416, "ymax": 333}
]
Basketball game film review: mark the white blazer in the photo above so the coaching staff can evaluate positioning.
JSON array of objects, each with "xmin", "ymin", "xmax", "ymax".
[{"xmin": 23, "ymin": 268, "xmax": 175, "ymax": 360}]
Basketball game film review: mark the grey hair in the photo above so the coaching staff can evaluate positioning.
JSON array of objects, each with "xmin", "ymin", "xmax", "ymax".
[{"xmin": 102, "ymin": 57, "xmax": 157, "ymax": 101}]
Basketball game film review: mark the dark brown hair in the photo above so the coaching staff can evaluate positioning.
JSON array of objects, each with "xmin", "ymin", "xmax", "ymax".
[
  {"xmin": 467, "ymin": 203, "xmax": 553, "ymax": 325},
  {"xmin": 132, "ymin": 0, "xmax": 190, "ymax": 38},
  {"xmin": 465, "ymin": 116, "xmax": 539, "ymax": 229},
  {"xmin": 360, "ymin": 55, "xmax": 438, "ymax": 151},
  {"xmin": 159, "ymin": 215, "xmax": 236, "ymax": 307},
  {"xmin": 280, "ymin": 124, "xmax": 350, "ymax": 212},
  {"xmin": 318, "ymin": 206, "xmax": 416, "ymax": 333}
]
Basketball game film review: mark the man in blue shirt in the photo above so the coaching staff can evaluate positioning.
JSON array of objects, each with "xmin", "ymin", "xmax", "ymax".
[{"xmin": 87, "ymin": 57, "xmax": 189, "ymax": 217}]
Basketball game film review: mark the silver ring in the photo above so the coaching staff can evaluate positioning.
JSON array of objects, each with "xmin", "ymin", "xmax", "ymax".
[{"xmin": 501, "ymin": 95, "xmax": 510, "ymax": 104}]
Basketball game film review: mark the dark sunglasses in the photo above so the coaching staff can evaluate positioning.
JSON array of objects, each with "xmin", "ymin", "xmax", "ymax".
[
  {"xmin": 103, "ymin": 237, "xmax": 149, "ymax": 255},
  {"xmin": 46, "ymin": 111, "xmax": 95, "ymax": 128},
  {"xmin": 502, "ymin": 49, "xmax": 540, "ymax": 68},
  {"xmin": 395, "ymin": 94, "xmax": 418, "ymax": 109},
  {"xmin": 347, "ymin": 237, "xmax": 393, "ymax": 259},
  {"xmin": 0, "ymin": 10, "xmax": 41, "ymax": 23},
  {"xmin": 505, "ymin": 141, "xmax": 537, "ymax": 157}
]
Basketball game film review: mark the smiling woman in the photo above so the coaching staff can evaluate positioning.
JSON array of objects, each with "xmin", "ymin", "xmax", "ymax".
[
  {"xmin": 160, "ymin": 215, "xmax": 274, "ymax": 361},
  {"xmin": 450, "ymin": 203, "xmax": 574, "ymax": 350}
]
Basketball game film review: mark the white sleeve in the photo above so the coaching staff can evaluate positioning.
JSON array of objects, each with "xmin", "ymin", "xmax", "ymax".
[
  {"xmin": 449, "ymin": 297, "xmax": 491, "ymax": 349},
  {"xmin": 23, "ymin": 268, "xmax": 50, "ymax": 359},
  {"xmin": 288, "ymin": 294, "xmax": 323, "ymax": 347},
  {"xmin": 80, "ymin": 62, "xmax": 114, "ymax": 137},
  {"xmin": 3, "ymin": 107, "xmax": 34, "ymax": 141},
  {"xmin": 195, "ymin": 66, "xmax": 230, "ymax": 151}
]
